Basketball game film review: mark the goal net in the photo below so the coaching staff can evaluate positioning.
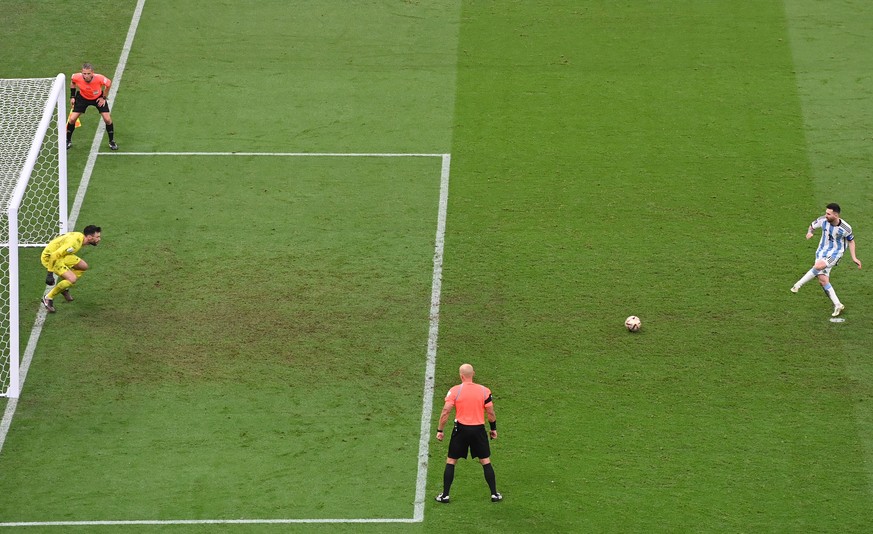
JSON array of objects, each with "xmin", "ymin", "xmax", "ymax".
[{"xmin": 0, "ymin": 75, "xmax": 68, "ymax": 399}]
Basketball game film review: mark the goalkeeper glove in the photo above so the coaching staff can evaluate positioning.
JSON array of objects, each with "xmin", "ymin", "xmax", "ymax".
[{"xmin": 45, "ymin": 272, "xmax": 56, "ymax": 286}]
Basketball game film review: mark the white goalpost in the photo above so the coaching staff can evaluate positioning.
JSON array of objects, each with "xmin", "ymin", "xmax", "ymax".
[{"xmin": 0, "ymin": 74, "xmax": 69, "ymax": 399}]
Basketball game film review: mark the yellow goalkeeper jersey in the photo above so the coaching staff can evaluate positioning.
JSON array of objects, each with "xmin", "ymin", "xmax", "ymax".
[{"xmin": 41, "ymin": 232, "xmax": 85, "ymax": 269}]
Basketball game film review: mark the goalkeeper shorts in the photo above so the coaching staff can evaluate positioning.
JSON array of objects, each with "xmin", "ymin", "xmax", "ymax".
[{"xmin": 41, "ymin": 254, "xmax": 82, "ymax": 276}]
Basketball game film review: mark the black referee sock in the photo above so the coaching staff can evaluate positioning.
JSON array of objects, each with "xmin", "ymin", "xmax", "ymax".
[
  {"xmin": 106, "ymin": 122, "xmax": 115, "ymax": 142},
  {"xmin": 442, "ymin": 463, "xmax": 455, "ymax": 495},
  {"xmin": 66, "ymin": 121, "xmax": 75, "ymax": 142},
  {"xmin": 482, "ymin": 463, "xmax": 497, "ymax": 495}
]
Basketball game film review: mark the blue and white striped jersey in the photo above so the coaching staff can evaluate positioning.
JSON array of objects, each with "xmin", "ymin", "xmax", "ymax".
[{"xmin": 812, "ymin": 216, "xmax": 854, "ymax": 259}]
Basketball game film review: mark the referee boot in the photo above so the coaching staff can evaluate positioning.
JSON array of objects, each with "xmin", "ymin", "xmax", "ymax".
[
  {"xmin": 434, "ymin": 493, "xmax": 450, "ymax": 503},
  {"xmin": 491, "ymin": 492, "xmax": 503, "ymax": 503},
  {"xmin": 109, "ymin": 141, "xmax": 118, "ymax": 151}
]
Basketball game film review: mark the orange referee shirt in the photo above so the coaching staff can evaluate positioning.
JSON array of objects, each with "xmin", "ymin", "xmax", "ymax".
[
  {"xmin": 71, "ymin": 73, "xmax": 111, "ymax": 100},
  {"xmin": 445, "ymin": 383, "xmax": 493, "ymax": 425}
]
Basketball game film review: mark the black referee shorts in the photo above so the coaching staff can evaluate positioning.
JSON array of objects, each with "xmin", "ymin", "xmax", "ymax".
[
  {"xmin": 72, "ymin": 94, "xmax": 110, "ymax": 114},
  {"xmin": 447, "ymin": 422, "xmax": 491, "ymax": 460}
]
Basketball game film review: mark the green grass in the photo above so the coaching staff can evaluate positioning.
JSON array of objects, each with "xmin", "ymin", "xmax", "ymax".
[
  {"xmin": 5, "ymin": 155, "xmax": 443, "ymax": 521},
  {"xmin": 1, "ymin": 0, "xmax": 872, "ymax": 532},
  {"xmin": 441, "ymin": 0, "xmax": 872, "ymax": 531}
]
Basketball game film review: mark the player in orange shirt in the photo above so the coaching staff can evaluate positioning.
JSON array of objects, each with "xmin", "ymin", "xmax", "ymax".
[
  {"xmin": 435, "ymin": 363, "xmax": 502, "ymax": 503},
  {"xmin": 67, "ymin": 63, "xmax": 118, "ymax": 151}
]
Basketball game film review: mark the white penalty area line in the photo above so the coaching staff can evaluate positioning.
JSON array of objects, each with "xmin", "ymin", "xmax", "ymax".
[
  {"xmin": 1, "ymin": 153, "xmax": 452, "ymax": 527},
  {"xmin": 414, "ymin": 153, "xmax": 450, "ymax": 521},
  {"xmin": 100, "ymin": 151, "xmax": 447, "ymax": 157},
  {"xmin": 0, "ymin": 518, "xmax": 419, "ymax": 527}
]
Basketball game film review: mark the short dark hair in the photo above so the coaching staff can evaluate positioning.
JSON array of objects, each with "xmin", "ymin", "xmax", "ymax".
[
  {"xmin": 82, "ymin": 63, "xmax": 93, "ymax": 71},
  {"xmin": 82, "ymin": 225, "xmax": 101, "ymax": 235},
  {"xmin": 826, "ymin": 203, "xmax": 841, "ymax": 213}
]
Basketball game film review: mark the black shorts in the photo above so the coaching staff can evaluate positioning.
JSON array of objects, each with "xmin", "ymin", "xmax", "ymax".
[
  {"xmin": 447, "ymin": 422, "xmax": 491, "ymax": 460},
  {"xmin": 72, "ymin": 93, "xmax": 110, "ymax": 114}
]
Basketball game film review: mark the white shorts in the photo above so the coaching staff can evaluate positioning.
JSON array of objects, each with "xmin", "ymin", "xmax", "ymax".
[{"xmin": 815, "ymin": 255, "xmax": 841, "ymax": 276}]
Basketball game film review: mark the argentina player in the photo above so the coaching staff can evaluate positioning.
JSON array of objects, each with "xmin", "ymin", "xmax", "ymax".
[{"xmin": 791, "ymin": 203, "xmax": 862, "ymax": 317}]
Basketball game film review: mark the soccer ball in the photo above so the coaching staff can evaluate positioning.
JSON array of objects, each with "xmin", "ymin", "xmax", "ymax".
[{"xmin": 625, "ymin": 315, "xmax": 641, "ymax": 332}]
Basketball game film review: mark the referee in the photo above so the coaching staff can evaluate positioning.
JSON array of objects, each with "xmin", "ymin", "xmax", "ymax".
[
  {"xmin": 67, "ymin": 62, "xmax": 118, "ymax": 151},
  {"xmin": 435, "ymin": 363, "xmax": 502, "ymax": 503}
]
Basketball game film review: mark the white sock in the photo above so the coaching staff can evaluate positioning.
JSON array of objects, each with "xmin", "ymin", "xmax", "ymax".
[
  {"xmin": 823, "ymin": 283, "xmax": 841, "ymax": 306},
  {"xmin": 795, "ymin": 269, "xmax": 817, "ymax": 288}
]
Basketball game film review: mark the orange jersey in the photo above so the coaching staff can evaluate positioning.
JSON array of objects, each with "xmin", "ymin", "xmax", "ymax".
[
  {"xmin": 71, "ymin": 73, "xmax": 111, "ymax": 100},
  {"xmin": 445, "ymin": 383, "xmax": 493, "ymax": 425}
]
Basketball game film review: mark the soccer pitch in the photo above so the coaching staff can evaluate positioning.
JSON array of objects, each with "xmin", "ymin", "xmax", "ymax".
[
  {"xmin": 3, "ymin": 150, "xmax": 452, "ymax": 526},
  {"xmin": 2, "ymin": 0, "xmax": 873, "ymax": 532}
]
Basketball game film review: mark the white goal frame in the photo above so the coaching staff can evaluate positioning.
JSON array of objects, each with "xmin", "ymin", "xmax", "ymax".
[{"xmin": 0, "ymin": 74, "xmax": 69, "ymax": 399}]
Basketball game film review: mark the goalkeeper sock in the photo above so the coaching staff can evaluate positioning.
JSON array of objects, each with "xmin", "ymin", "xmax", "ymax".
[
  {"xmin": 106, "ymin": 122, "xmax": 115, "ymax": 142},
  {"xmin": 48, "ymin": 279, "xmax": 73, "ymax": 299}
]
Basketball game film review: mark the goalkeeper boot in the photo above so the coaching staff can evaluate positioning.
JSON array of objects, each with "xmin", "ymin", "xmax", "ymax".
[
  {"xmin": 61, "ymin": 290, "xmax": 73, "ymax": 302},
  {"xmin": 109, "ymin": 141, "xmax": 118, "ymax": 151},
  {"xmin": 41, "ymin": 297, "xmax": 55, "ymax": 313}
]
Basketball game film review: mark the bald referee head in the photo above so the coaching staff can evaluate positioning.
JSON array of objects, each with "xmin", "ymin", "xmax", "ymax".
[{"xmin": 459, "ymin": 363, "xmax": 474, "ymax": 380}]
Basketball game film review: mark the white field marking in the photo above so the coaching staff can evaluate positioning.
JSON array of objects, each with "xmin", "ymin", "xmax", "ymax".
[
  {"xmin": 0, "ymin": 0, "xmax": 146, "ymax": 457},
  {"xmin": 1, "ymin": 148, "xmax": 452, "ymax": 526},
  {"xmin": 413, "ymin": 153, "xmax": 451, "ymax": 521},
  {"xmin": 0, "ymin": 519, "xmax": 419, "ymax": 527},
  {"xmin": 100, "ymin": 151, "xmax": 446, "ymax": 157}
]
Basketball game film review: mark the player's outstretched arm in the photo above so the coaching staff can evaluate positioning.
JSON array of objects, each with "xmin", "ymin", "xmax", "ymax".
[{"xmin": 849, "ymin": 240, "xmax": 861, "ymax": 269}]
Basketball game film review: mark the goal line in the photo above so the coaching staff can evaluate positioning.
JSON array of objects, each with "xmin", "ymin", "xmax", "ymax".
[{"xmin": 1, "ymin": 518, "xmax": 421, "ymax": 527}]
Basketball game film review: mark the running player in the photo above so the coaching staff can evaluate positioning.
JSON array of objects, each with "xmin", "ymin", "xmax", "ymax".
[{"xmin": 791, "ymin": 203, "xmax": 861, "ymax": 317}]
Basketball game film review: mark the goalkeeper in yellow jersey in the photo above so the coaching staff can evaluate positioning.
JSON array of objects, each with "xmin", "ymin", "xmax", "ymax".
[{"xmin": 40, "ymin": 225, "xmax": 102, "ymax": 313}]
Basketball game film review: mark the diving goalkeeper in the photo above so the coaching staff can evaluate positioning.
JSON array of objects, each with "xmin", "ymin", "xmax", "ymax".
[{"xmin": 41, "ymin": 225, "xmax": 102, "ymax": 313}]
